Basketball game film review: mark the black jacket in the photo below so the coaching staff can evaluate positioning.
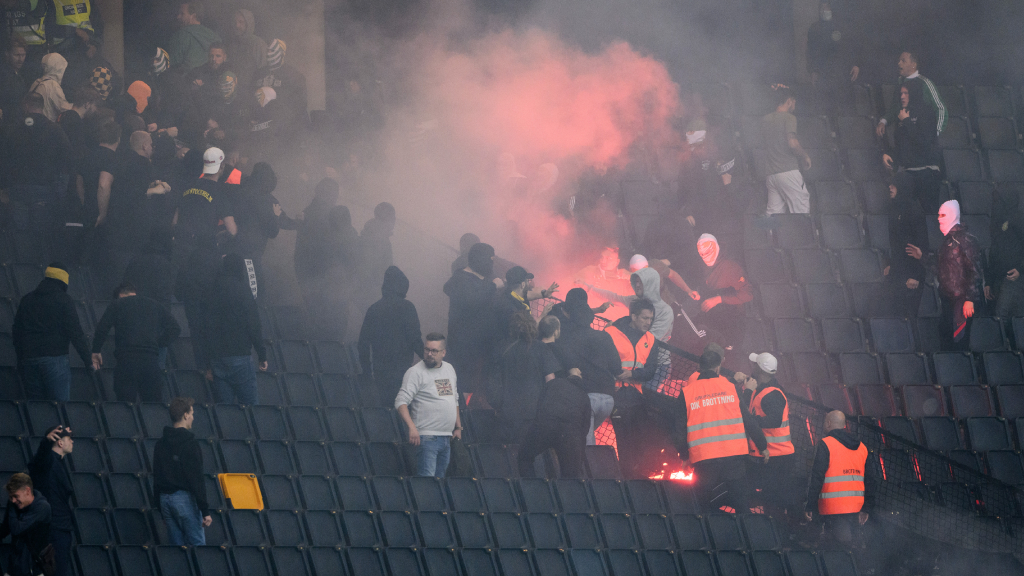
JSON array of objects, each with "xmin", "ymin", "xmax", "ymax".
[
  {"xmin": 887, "ymin": 172, "xmax": 928, "ymax": 283},
  {"xmin": 0, "ymin": 112, "xmax": 71, "ymax": 188},
  {"xmin": 554, "ymin": 309, "xmax": 621, "ymax": 397},
  {"xmin": 609, "ymin": 316, "xmax": 657, "ymax": 382},
  {"xmin": 152, "ymin": 426, "xmax": 209, "ymax": 515},
  {"xmin": 28, "ymin": 441, "xmax": 73, "ymax": 531},
  {"xmin": 986, "ymin": 213, "xmax": 1024, "ymax": 294},
  {"xmin": 443, "ymin": 270, "xmax": 497, "ymax": 366},
  {"xmin": 890, "ymin": 79, "xmax": 941, "ymax": 170},
  {"xmin": 805, "ymin": 428, "xmax": 874, "ymax": 513},
  {"xmin": 536, "ymin": 374, "xmax": 591, "ymax": 432},
  {"xmin": 92, "ymin": 295, "xmax": 181, "ymax": 358},
  {"xmin": 202, "ymin": 254, "xmax": 267, "ymax": 362},
  {"xmin": 0, "ymin": 490, "xmax": 51, "ymax": 576},
  {"xmin": 358, "ymin": 266, "xmax": 422, "ymax": 378},
  {"xmin": 672, "ymin": 370, "xmax": 768, "ymax": 461},
  {"xmin": 12, "ymin": 278, "xmax": 90, "ymax": 365},
  {"xmin": 224, "ymin": 180, "xmax": 280, "ymax": 260},
  {"xmin": 739, "ymin": 378, "xmax": 787, "ymax": 430}
]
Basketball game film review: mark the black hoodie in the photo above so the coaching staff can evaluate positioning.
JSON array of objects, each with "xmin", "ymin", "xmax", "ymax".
[
  {"xmin": 152, "ymin": 426, "xmax": 208, "ymax": 515},
  {"xmin": 226, "ymin": 163, "xmax": 280, "ymax": 260},
  {"xmin": 986, "ymin": 196, "xmax": 1024, "ymax": 294},
  {"xmin": 554, "ymin": 300, "xmax": 621, "ymax": 396},
  {"xmin": 202, "ymin": 254, "xmax": 267, "ymax": 362},
  {"xmin": 12, "ymin": 277, "xmax": 90, "ymax": 364},
  {"xmin": 0, "ymin": 489, "xmax": 51, "ymax": 576},
  {"xmin": 357, "ymin": 266, "xmax": 422, "ymax": 377},
  {"xmin": 887, "ymin": 171, "xmax": 928, "ymax": 283},
  {"xmin": 28, "ymin": 440, "xmax": 73, "ymax": 531},
  {"xmin": 805, "ymin": 428, "xmax": 874, "ymax": 513}
]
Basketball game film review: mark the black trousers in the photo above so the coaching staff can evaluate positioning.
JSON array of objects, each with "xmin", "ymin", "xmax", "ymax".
[
  {"xmin": 51, "ymin": 528, "xmax": 72, "ymax": 576},
  {"xmin": 516, "ymin": 419, "xmax": 586, "ymax": 479},
  {"xmin": 114, "ymin": 352, "xmax": 164, "ymax": 402},
  {"xmin": 746, "ymin": 453, "xmax": 797, "ymax": 510},
  {"xmin": 907, "ymin": 168, "xmax": 943, "ymax": 214},
  {"xmin": 693, "ymin": 455, "xmax": 752, "ymax": 514},
  {"xmin": 821, "ymin": 512, "xmax": 865, "ymax": 549}
]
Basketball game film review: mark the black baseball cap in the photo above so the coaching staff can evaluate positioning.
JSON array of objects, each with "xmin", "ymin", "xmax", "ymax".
[{"xmin": 505, "ymin": 266, "xmax": 534, "ymax": 286}]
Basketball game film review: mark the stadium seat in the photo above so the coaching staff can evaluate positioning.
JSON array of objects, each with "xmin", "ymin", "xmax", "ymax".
[
  {"xmin": 63, "ymin": 401, "xmax": 103, "ymax": 439},
  {"xmin": 811, "ymin": 181, "xmax": 860, "ymax": 214},
  {"xmin": 418, "ymin": 511, "xmax": 457, "ymax": 547},
  {"xmin": 987, "ymin": 150, "xmax": 1024, "ymax": 181},
  {"xmin": 214, "ymin": 405, "xmax": 254, "ymax": 440},
  {"xmin": 335, "ymin": 475, "xmax": 373, "ymax": 511},
  {"xmin": 453, "ymin": 511, "xmax": 493, "ymax": 547},
  {"xmin": 596, "ymin": 513, "xmax": 638, "ymax": 549},
  {"xmin": 460, "ymin": 548, "xmax": 500, "ymax": 576},
  {"xmin": 320, "ymin": 374, "xmax": 359, "ymax": 408},
  {"xmin": 667, "ymin": 514, "xmax": 707, "ymax": 551},
  {"xmin": 471, "ymin": 443, "xmax": 513, "ymax": 478},
  {"xmin": 962, "ymin": 217, "xmax": 992, "ymax": 249},
  {"xmin": 869, "ymin": 318, "xmax": 915, "ymax": 353},
  {"xmin": 269, "ymin": 548, "xmax": 310, "ymax": 576},
  {"xmin": 405, "ymin": 476, "xmax": 446, "ymax": 511},
  {"xmin": 297, "ymin": 475, "xmax": 338, "ymax": 511},
  {"xmin": 978, "ymin": 116, "xmax": 1021, "ymax": 150},
  {"xmin": 631, "ymin": 514, "xmax": 672, "ymax": 550},
  {"xmin": 751, "ymin": 551, "xmax": 788, "ymax": 576},
  {"xmin": 740, "ymin": 514, "xmax": 781, "ymax": 550},
  {"xmin": 496, "ymin": 550, "xmax": 535, "ymax": 576},
  {"xmin": 76, "ymin": 546, "xmax": 116, "ymax": 576},
  {"xmin": 996, "ymin": 386, "xmax": 1024, "ymax": 418},
  {"xmin": 901, "ymin": 386, "xmax": 949, "ymax": 418},
  {"xmin": 172, "ymin": 371, "xmax": 212, "ymax": 404},
  {"xmin": 820, "ymin": 550, "xmax": 860, "ymax": 576},
  {"xmin": 855, "ymin": 387, "xmax": 899, "ymax": 417},
  {"xmin": 75, "ymin": 509, "xmax": 114, "ymax": 545},
  {"xmin": 920, "ymin": 417, "xmax": 964, "ymax": 451},
  {"xmin": 938, "ymin": 116, "xmax": 973, "ymax": 149},
  {"xmin": 304, "ymin": 510, "xmax": 344, "ymax": 546},
  {"xmin": 706, "ymin": 513, "xmax": 746, "ymax": 550},
  {"xmin": 773, "ymin": 318, "xmax": 821, "ymax": 353},
  {"xmin": 555, "ymin": 479, "xmax": 594, "ymax": 513},
  {"xmin": 255, "ymin": 373, "xmax": 284, "ymax": 406},
  {"xmin": 281, "ymin": 373, "xmax": 322, "ymax": 407},
  {"xmin": 863, "ymin": 214, "xmax": 890, "ymax": 253},
  {"xmin": 985, "ymin": 450, "xmax": 1024, "ymax": 484},
  {"xmin": 220, "ymin": 440, "xmax": 258, "ymax": 474},
  {"xmin": 25, "ymin": 400, "xmax": 63, "ymax": 436},
  {"xmin": 839, "ymin": 248, "xmax": 884, "ymax": 283},
  {"xmin": 785, "ymin": 550, "xmax": 825, "ymax": 576},
  {"xmin": 882, "ymin": 416, "xmax": 918, "ymax": 443},
  {"xmin": 834, "ymin": 116, "xmax": 879, "ymax": 149},
  {"xmin": 974, "ymin": 86, "xmax": 1016, "ymax": 117},
  {"xmin": 492, "ymin": 511, "xmax": 530, "ymax": 548},
  {"xmin": 622, "ymin": 479, "xmax": 662, "ymax": 515},
  {"xmin": 380, "ymin": 510, "xmax": 419, "ymax": 547},
  {"xmin": 943, "ymin": 149, "xmax": 985, "ymax": 181},
  {"xmin": 790, "ymin": 249, "xmax": 837, "ymax": 283},
  {"xmin": 261, "ymin": 475, "xmax": 300, "ymax": 510},
  {"xmin": 821, "ymin": 317, "xmax": 867, "ymax": 353},
  {"xmin": 226, "ymin": 509, "xmax": 268, "ymax": 546},
  {"xmin": 983, "ymin": 352, "xmax": 1024, "ymax": 385},
  {"xmin": 589, "ymin": 479, "xmax": 629, "ymax": 513},
  {"xmin": 839, "ymin": 353, "xmax": 883, "ymax": 385},
  {"xmin": 606, "ymin": 550, "xmax": 645, "ymax": 576},
  {"xmin": 108, "ymin": 473, "xmax": 149, "ymax": 509},
  {"xmin": 287, "ymin": 406, "xmax": 328, "ymax": 441},
  {"xmin": 153, "ymin": 546, "xmax": 192, "ymax": 576},
  {"xmin": 113, "ymin": 508, "xmax": 154, "ymax": 545},
  {"xmin": 372, "ymin": 476, "xmax": 412, "ymax": 511},
  {"xmin": 347, "ymin": 548, "xmax": 386, "ymax": 576},
  {"xmin": 341, "ymin": 510, "xmax": 380, "ymax": 547},
  {"xmin": 804, "ymin": 283, "xmax": 853, "ymax": 317},
  {"xmin": 361, "ymin": 408, "xmax": 402, "ymax": 442},
  {"xmin": 678, "ymin": 550, "xmax": 716, "ymax": 575},
  {"xmin": 965, "ymin": 417, "xmax": 1013, "ymax": 451},
  {"xmin": 517, "ymin": 478, "xmax": 556, "ymax": 514},
  {"xmin": 105, "ymin": 438, "xmax": 144, "ymax": 473},
  {"xmin": 820, "ymin": 214, "xmax": 864, "ymax": 250},
  {"xmin": 804, "ymin": 149, "xmax": 843, "ymax": 182},
  {"xmin": 846, "ymin": 148, "xmax": 887, "ymax": 181},
  {"xmin": 292, "ymin": 441, "xmax": 329, "ymax": 475},
  {"xmin": 194, "ymin": 545, "xmax": 233, "ymax": 576},
  {"xmin": 277, "ymin": 340, "xmax": 316, "ymax": 374},
  {"xmin": 447, "ymin": 477, "xmax": 486, "ymax": 511},
  {"xmin": 885, "ymin": 353, "xmax": 931, "ymax": 386},
  {"xmin": 482, "ymin": 478, "xmax": 521, "ymax": 512},
  {"xmin": 311, "ymin": 341, "xmax": 350, "ymax": 375},
  {"xmin": 745, "ymin": 249, "xmax": 789, "ymax": 284},
  {"xmin": 324, "ymin": 407, "xmax": 363, "ymax": 442},
  {"xmin": 772, "ymin": 214, "xmax": 818, "ymax": 249},
  {"xmin": 251, "ymin": 406, "xmax": 288, "ymax": 440},
  {"xmin": 385, "ymin": 548, "xmax": 424, "ymax": 576},
  {"xmin": 934, "ymin": 352, "xmax": 979, "ymax": 386},
  {"xmin": 958, "ymin": 181, "xmax": 994, "ymax": 215},
  {"xmin": 584, "ymin": 445, "xmax": 622, "ymax": 479},
  {"xmin": 717, "ymin": 551, "xmax": 754, "ymax": 576},
  {"xmin": 73, "ymin": 473, "xmax": 109, "ymax": 508},
  {"xmin": 758, "ymin": 284, "xmax": 805, "ymax": 318},
  {"xmin": 950, "ymin": 386, "xmax": 995, "ymax": 417},
  {"xmin": 859, "ymin": 180, "xmax": 891, "ymax": 214},
  {"xmin": 114, "ymin": 547, "xmax": 156, "ymax": 576},
  {"xmin": 970, "ymin": 317, "xmax": 1008, "ymax": 352}
]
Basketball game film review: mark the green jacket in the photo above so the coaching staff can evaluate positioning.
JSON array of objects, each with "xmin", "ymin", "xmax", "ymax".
[
  {"xmin": 167, "ymin": 24, "xmax": 221, "ymax": 71},
  {"xmin": 881, "ymin": 73, "xmax": 948, "ymax": 136}
]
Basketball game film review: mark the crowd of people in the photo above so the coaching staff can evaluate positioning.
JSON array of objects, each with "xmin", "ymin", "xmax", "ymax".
[{"xmin": 0, "ymin": 0, "xmax": 1009, "ymax": 572}]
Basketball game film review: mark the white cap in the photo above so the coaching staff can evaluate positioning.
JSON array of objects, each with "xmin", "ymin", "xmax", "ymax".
[
  {"xmin": 629, "ymin": 254, "xmax": 648, "ymax": 272},
  {"xmin": 749, "ymin": 352, "xmax": 778, "ymax": 374},
  {"xmin": 203, "ymin": 147, "xmax": 225, "ymax": 174}
]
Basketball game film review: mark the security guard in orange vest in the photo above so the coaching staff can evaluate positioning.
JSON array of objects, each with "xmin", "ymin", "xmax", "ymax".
[
  {"xmin": 673, "ymin": 347, "xmax": 767, "ymax": 513},
  {"xmin": 606, "ymin": 298, "xmax": 659, "ymax": 478},
  {"xmin": 805, "ymin": 410, "xmax": 871, "ymax": 547},
  {"xmin": 735, "ymin": 351, "xmax": 795, "ymax": 512}
]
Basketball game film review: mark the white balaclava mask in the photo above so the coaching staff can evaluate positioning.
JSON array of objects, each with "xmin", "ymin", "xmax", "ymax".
[
  {"xmin": 698, "ymin": 233, "xmax": 720, "ymax": 267},
  {"xmin": 629, "ymin": 254, "xmax": 649, "ymax": 272},
  {"xmin": 938, "ymin": 200, "xmax": 961, "ymax": 236}
]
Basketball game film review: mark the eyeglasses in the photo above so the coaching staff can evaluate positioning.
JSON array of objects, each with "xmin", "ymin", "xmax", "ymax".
[{"xmin": 424, "ymin": 348, "xmax": 445, "ymax": 355}]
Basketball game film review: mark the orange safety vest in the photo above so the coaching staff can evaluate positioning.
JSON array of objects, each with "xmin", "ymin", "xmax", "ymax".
[
  {"xmin": 747, "ymin": 386, "xmax": 794, "ymax": 457},
  {"xmin": 817, "ymin": 436, "xmax": 868, "ymax": 515},
  {"xmin": 605, "ymin": 325, "xmax": 654, "ymax": 388},
  {"xmin": 681, "ymin": 375, "xmax": 749, "ymax": 463}
]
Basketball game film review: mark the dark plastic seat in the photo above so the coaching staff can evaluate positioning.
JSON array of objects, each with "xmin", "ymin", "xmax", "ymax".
[
  {"xmin": 448, "ymin": 477, "xmax": 485, "ymax": 511},
  {"xmin": 260, "ymin": 475, "xmax": 300, "ymax": 510},
  {"xmin": 820, "ymin": 214, "xmax": 863, "ymax": 249},
  {"xmin": 751, "ymin": 551, "xmax": 788, "ymax": 576},
  {"xmin": 281, "ymin": 373, "xmax": 321, "ymax": 407},
  {"xmin": 311, "ymin": 341, "xmax": 350, "ymax": 375},
  {"xmin": 786, "ymin": 550, "xmax": 824, "ymax": 576},
  {"xmin": 63, "ymin": 401, "xmax": 102, "ymax": 439},
  {"xmin": 570, "ymin": 550, "xmax": 610, "ymax": 576},
  {"xmin": 73, "ymin": 473, "xmax": 109, "ymax": 507},
  {"xmin": 773, "ymin": 318, "xmax": 820, "ymax": 353},
  {"xmin": 113, "ymin": 508, "xmax": 154, "ymax": 545},
  {"xmin": 958, "ymin": 181, "xmax": 994, "ymax": 215},
  {"xmin": 380, "ymin": 510, "xmax": 418, "ymax": 547},
  {"xmin": 137, "ymin": 403, "xmax": 171, "ymax": 438},
  {"xmin": 154, "ymin": 546, "xmax": 193, "ymax": 576},
  {"xmin": 304, "ymin": 510, "xmax": 345, "ymax": 546},
  {"xmin": 481, "ymin": 477, "xmax": 520, "ymax": 513},
  {"xmin": 341, "ymin": 510, "xmax": 380, "ymax": 547},
  {"xmin": 974, "ymin": 86, "xmax": 1016, "ymax": 117},
  {"xmin": 621, "ymin": 479, "xmax": 663, "ymax": 514},
  {"xmin": 996, "ymin": 386, "xmax": 1024, "ymax": 418},
  {"xmin": 417, "ymin": 510, "xmax": 456, "ymax": 547},
  {"xmin": 822, "ymin": 318, "xmax": 866, "ymax": 353},
  {"xmin": 278, "ymin": 340, "xmax": 315, "ymax": 373},
  {"xmin": 335, "ymin": 475, "xmax": 373, "ymax": 510},
  {"xmin": 67, "ymin": 437, "xmax": 103, "ymax": 473},
  {"xmin": 227, "ymin": 509, "xmax": 267, "ymax": 545},
  {"xmin": 25, "ymin": 400, "xmax": 63, "ymax": 436},
  {"xmin": 920, "ymin": 417, "xmax": 963, "ymax": 451},
  {"xmin": 846, "ymin": 148, "xmax": 886, "ymax": 181},
  {"xmin": 519, "ymin": 478, "xmax": 557, "ymax": 513},
  {"xmin": 949, "ymin": 386, "xmax": 995, "ymax": 417},
  {"xmin": 385, "ymin": 548, "xmax": 424, "ymax": 576},
  {"xmin": 879, "ymin": 448, "xmax": 917, "ymax": 482},
  {"xmin": 114, "ymin": 546, "xmax": 155, "ymax": 576},
  {"xmin": 307, "ymin": 548, "xmax": 346, "ymax": 576},
  {"xmin": 77, "ymin": 546, "xmax": 116, "ymax": 576},
  {"xmin": 970, "ymin": 318, "xmax": 1008, "ymax": 352},
  {"xmin": 790, "ymin": 249, "xmax": 837, "ymax": 283},
  {"xmin": 966, "ymin": 417, "xmax": 1013, "ymax": 451},
  {"xmin": 460, "ymin": 548, "xmax": 499, "ymax": 576},
  {"xmin": 105, "ymin": 438, "xmax": 144, "ymax": 473},
  {"xmin": 292, "ymin": 441, "xmax": 330, "ymax": 475},
  {"xmin": 811, "ymin": 181, "xmax": 860, "ymax": 214},
  {"xmin": 679, "ymin": 550, "xmax": 717, "ymax": 576},
  {"xmin": 213, "ymin": 405, "xmax": 253, "ymax": 440},
  {"xmin": 869, "ymin": 318, "xmax": 915, "ymax": 353},
  {"xmin": 758, "ymin": 284, "xmax": 805, "ymax": 318},
  {"xmin": 933, "ymin": 352, "xmax": 978, "ymax": 386},
  {"xmin": 269, "ymin": 548, "xmax": 310, "ymax": 576},
  {"xmin": 220, "ymin": 440, "xmax": 258, "ymax": 473},
  {"xmin": 886, "ymin": 353, "xmax": 931, "ymax": 386},
  {"xmin": 452, "ymin": 511, "xmax": 493, "ymax": 548},
  {"xmin": 607, "ymin": 549, "xmax": 645, "ymax": 576},
  {"xmin": 320, "ymin": 375, "xmax": 359, "ymax": 408},
  {"xmin": 772, "ymin": 214, "xmax": 817, "ymax": 248},
  {"xmin": 705, "ymin": 513, "xmax": 745, "ymax": 550},
  {"xmin": 472, "ymin": 443, "xmax": 515, "ymax": 478},
  {"xmin": 324, "ymin": 407, "xmax": 363, "ymax": 441},
  {"xmin": 255, "ymin": 441, "xmax": 294, "ymax": 475},
  {"xmin": 75, "ymin": 509, "xmax": 114, "ymax": 545},
  {"xmin": 297, "ymin": 475, "xmax": 338, "ymax": 510},
  {"xmin": 597, "ymin": 513, "xmax": 638, "ymax": 549},
  {"xmin": 855, "ymin": 386, "xmax": 898, "ymax": 417},
  {"xmin": 745, "ymin": 250, "xmax": 789, "ymax": 284},
  {"xmin": 633, "ymin": 514, "xmax": 673, "ymax": 550},
  {"xmin": 668, "ymin": 513, "xmax": 708, "ymax": 550},
  {"xmin": 372, "ymin": 476, "xmax": 412, "ymax": 511},
  {"xmin": 255, "ymin": 373, "xmax": 284, "ymax": 406},
  {"xmin": 716, "ymin": 551, "xmax": 753, "ymax": 576},
  {"xmin": 584, "ymin": 445, "xmax": 621, "ymax": 479},
  {"xmin": 331, "ymin": 442, "xmax": 369, "ymax": 476},
  {"xmin": 978, "ymin": 116, "xmax": 1021, "ymax": 150},
  {"xmin": 839, "ymin": 353, "xmax": 883, "ymax": 385},
  {"xmin": 406, "ymin": 476, "xmax": 447, "ymax": 511},
  {"xmin": 1012, "ymin": 317, "xmax": 1024, "ymax": 352},
  {"xmin": 561, "ymin": 512, "xmax": 600, "ymax": 548},
  {"xmin": 938, "ymin": 116, "xmax": 973, "ymax": 149},
  {"xmin": 788, "ymin": 352, "xmax": 833, "ymax": 384},
  {"xmin": 805, "ymin": 283, "xmax": 853, "ymax": 317},
  {"xmin": 820, "ymin": 550, "xmax": 860, "ymax": 576},
  {"xmin": 491, "ymin": 511, "xmax": 529, "ymax": 548},
  {"xmin": 881, "ymin": 416, "xmax": 918, "ymax": 443},
  {"xmin": 943, "ymin": 149, "xmax": 985, "ymax": 182},
  {"xmin": 804, "ymin": 148, "xmax": 843, "ymax": 181},
  {"xmin": 988, "ymin": 150, "xmax": 1024, "ymax": 181},
  {"xmin": 587, "ymin": 479, "xmax": 627, "ymax": 513},
  {"xmin": 984, "ymin": 352, "xmax": 1024, "ymax": 386},
  {"xmin": 287, "ymin": 406, "xmax": 328, "ymax": 441},
  {"xmin": 496, "ymin": 550, "xmax": 534, "ymax": 576},
  {"xmin": 172, "ymin": 371, "xmax": 212, "ymax": 405},
  {"xmin": 360, "ymin": 408, "xmax": 401, "ymax": 442},
  {"xmin": 839, "ymin": 248, "xmax": 884, "ymax": 283},
  {"xmin": 251, "ymin": 406, "xmax": 288, "ymax": 440},
  {"xmin": 902, "ymin": 386, "xmax": 948, "ymax": 418},
  {"xmin": 835, "ymin": 116, "xmax": 879, "ymax": 149},
  {"xmin": 108, "ymin": 473, "xmax": 149, "ymax": 508},
  {"xmin": 347, "ymin": 548, "xmax": 386, "ymax": 576}
]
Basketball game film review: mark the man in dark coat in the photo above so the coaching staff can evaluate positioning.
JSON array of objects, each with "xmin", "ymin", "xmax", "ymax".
[
  {"xmin": 884, "ymin": 171, "xmax": 928, "ymax": 317},
  {"xmin": 985, "ymin": 190, "xmax": 1024, "ymax": 318},
  {"xmin": 443, "ymin": 242, "xmax": 501, "ymax": 401},
  {"xmin": 12, "ymin": 263, "xmax": 91, "ymax": 400},
  {"xmin": 0, "ymin": 473, "xmax": 52, "ymax": 576},
  {"xmin": 28, "ymin": 425, "xmax": 74, "ymax": 576},
  {"xmin": 358, "ymin": 266, "xmax": 422, "ymax": 407},
  {"xmin": 516, "ymin": 368, "xmax": 591, "ymax": 479}
]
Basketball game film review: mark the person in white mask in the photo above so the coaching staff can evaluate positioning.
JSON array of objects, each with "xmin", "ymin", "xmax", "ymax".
[
  {"xmin": 911, "ymin": 200, "xmax": 982, "ymax": 350},
  {"xmin": 696, "ymin": 234, "xmax": 752, "ymax": 350}
]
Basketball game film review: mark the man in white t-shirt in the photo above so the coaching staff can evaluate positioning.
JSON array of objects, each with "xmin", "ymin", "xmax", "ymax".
[{"xmin": 395, "ymin": 332, "xmax": 462, "ymax": 477}]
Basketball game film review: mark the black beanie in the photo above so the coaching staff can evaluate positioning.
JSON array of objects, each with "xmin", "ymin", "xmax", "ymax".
[{"xmin": 467, "ymin": 243, "xmax": 495, "ymax": 276}]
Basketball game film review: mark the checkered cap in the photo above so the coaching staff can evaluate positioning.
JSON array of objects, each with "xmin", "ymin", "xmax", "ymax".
[{"xmin": 90, "ymin": 66, "xmax": 112, "ymax": 100}]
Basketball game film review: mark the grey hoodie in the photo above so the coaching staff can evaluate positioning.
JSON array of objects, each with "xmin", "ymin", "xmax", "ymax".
[
  {"xmin": 590, "ymin": 267, "xmax": 674, "ymax": 340},
  {"xmin": 29, "ymin": 53, "xmax": 71, "ymax": 121},
  {"xmin": 227, "ymin": 9, "xmax": 268, "ymax": 85}
]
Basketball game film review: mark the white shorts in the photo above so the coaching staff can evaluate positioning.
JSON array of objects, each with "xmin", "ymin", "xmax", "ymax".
[{"xmin": 765, "ymin": 169, "xmax": 810, "ymax": 214}]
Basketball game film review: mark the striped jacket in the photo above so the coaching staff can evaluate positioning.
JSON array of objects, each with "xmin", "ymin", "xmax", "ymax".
[{"xmin": 881, "ymin": 73, "xmax": 948, "ymax": 136}]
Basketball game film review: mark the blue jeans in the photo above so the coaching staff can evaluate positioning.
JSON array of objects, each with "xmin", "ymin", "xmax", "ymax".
[
  {"xmin": 587, "ymin": 393, "xmax": 615, "ymax": 445},
  {"xmin": 211, "ymin": 356, "xmax": 258, "ymax": 404},
  {"xmin": 21, "ymin": 355, "xmax": 72, "ymax": 401},
  {"xmin": 417, "ymin": 435, "xmax": 451, "ymax": 477},
  {"xmin": 160, "ymin": 491, "xmax": 206, "ymax": 546}
]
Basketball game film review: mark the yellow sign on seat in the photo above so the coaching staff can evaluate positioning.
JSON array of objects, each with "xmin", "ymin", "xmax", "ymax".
[{"xmin": 218, "ymin": 473, "xmax": 264, "ymax": 510}]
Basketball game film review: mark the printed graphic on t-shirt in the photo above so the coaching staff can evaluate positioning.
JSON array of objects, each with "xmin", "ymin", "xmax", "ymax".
[{"xmin": 434, "ymin": 379, "xmax": 453, "ymax": 396}]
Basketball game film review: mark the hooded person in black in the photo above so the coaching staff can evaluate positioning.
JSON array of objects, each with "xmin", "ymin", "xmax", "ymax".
[
  {"xmin": 174, "ymin": 238, "xmax": 222, "ymax": 374},
  {"xmin": 882, "ymin": 79, "xmax": 942, "ymax": 213},
  {"xmin": 490, "ymin": 311, "xmax": 560, "ymax": 444},
  {"xmin": 28, "ymin": 426, "xmax": 74, "ymax": 576},
  {"xmin": 985, "ymin": 190, "xmax": 1024, "ymax": 318},
  {"xmin": 516, "ymin": 369, "xmax": 591, "ymax": 479},
  {"xmin": 884, "ymin": 171, "xmax": 928, "ymax": 317},
  {"xmin": 203, "ymin": 253, "xmax": 267, "ymax": 404},
  {"xmin": 358, "ymin": 266, "xmax": 423, "ymax": 407},
  {"xmin": 12, "ymin": 263, "xmax": 91, "ymax": 401},
  {"xmin": 0, "ymin": 474, "xmax": 51, "ymax": 576},
  {"xmin": 152, "ymin": 397, "xmax": 210, "ymax": 546},
  {"xmin": 225, "ymin": 162, "xmax": 280, "ymax": 300},
  {"xmin": 444, "ymin": 242, "xmax": 500, "ymax": 400}
]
